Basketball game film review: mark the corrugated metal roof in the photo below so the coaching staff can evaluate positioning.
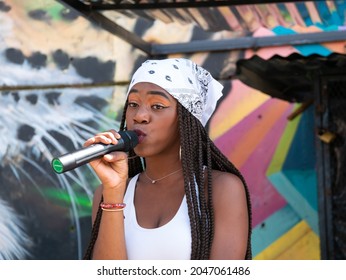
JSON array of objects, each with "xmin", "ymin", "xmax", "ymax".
[{"xmin": 236, "ymin": 53, "xmax": 346, "ymax": 102}]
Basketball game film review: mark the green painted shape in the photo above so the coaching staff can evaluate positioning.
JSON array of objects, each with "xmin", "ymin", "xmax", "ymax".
[{"xmin": 266, "ymin": 103, "xmax": 301, "ymax": 176}]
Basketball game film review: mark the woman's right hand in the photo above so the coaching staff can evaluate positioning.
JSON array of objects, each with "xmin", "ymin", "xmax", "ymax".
[{"xmin": 84, "ymin": 129, "xmax": 129, "ymax": 194}]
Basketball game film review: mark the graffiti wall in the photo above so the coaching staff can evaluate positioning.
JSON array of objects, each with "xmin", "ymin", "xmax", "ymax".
[
  {"xmin": 1, "ymin": 0, "xmax": 346, "ymax": 259},
  {"xmin": 0, "ymin": 0, "xmax": 131, "ymax": 259}
]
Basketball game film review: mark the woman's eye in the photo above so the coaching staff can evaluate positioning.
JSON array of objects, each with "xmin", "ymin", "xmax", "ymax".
[
  {"xmin": 128, "ymin": 102, "xmax": 138, "ymax": 108},
  {"xmin": 152, "ymin": 104, "xmax": 165, "ymax": 110}
]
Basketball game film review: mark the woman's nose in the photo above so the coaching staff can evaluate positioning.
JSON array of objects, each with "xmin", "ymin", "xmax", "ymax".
[{"xmin": 133, "ymin": 106, "xmax": 150, "ymax": 123}]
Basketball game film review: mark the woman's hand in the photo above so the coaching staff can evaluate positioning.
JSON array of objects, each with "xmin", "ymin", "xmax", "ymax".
[
  {"xmin": 87, "ymin": 130, "xmax": 129, "ymax": 260},
  {"xmin": 84, "ymin": 129, "xmax": 128, "ymax": 194}
]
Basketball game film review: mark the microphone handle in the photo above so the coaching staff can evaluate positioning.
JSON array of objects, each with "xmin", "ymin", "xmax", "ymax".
[{"xmin": 52, "ymin": 140, "xmax": 126, "ymax": 174}]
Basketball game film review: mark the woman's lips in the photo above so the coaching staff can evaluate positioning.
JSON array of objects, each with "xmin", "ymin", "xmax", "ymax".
[{"xmin": 133, "ymin": 129, "xmax": 146, "ymax": 144}]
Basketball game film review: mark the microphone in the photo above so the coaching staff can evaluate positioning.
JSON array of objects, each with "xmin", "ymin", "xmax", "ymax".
[{"xmin": 51, "ymin": 130, "xmax": 138, "ymax": 174}]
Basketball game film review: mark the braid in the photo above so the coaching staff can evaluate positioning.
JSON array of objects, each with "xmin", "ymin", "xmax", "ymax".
[
  {"xmin": 179, "ymin": 104, "xmax": 200, "ymax": 259},
  {"xmin": 179, "ymin": 104, "xmax": 212, "ymax": 259},
  {"xmin": 83, "ymin": 199, "xmax": 103, "ymax": 259},
  {"xmin": 178, "ymin": 103, "xmax": 252, "ymax": 260},
  {"xmin": 195, "ymin": 113, "xmax": 212, "ymax": 259},
  {"xmin": 205, "ymin": 136, "xmax": 214, "ymax": 256}
]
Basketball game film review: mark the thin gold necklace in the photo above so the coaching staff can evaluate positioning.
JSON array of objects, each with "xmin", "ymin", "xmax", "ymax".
[{"xmin": 144, "ymin": 168, "xmax": 182, "ymax": 184}]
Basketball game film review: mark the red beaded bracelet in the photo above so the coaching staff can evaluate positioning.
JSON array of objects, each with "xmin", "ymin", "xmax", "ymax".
[{"xmin": 100, "ymin": 202, "xmax": 126, "ymax": 211}]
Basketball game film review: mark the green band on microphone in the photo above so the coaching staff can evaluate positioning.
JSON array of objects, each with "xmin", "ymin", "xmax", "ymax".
[{"xmin": 52, "ymin": 158, "xmax": 64, "ymax": 174}]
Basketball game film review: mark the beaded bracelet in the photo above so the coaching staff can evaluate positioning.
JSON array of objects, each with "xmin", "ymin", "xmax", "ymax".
[{"xmin": 100, "ymin": 202, "xmax": 126, "ymax": 211}]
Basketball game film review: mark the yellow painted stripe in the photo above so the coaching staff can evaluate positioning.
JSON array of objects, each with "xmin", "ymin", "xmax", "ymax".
[
  {"xmin": 209, "ymin": 81, "xmax": 269, "ymax": 140},
  {"xmin": 276, "ymin": 230, "xmax": 320, "ymax": 260},
  {"xmin": 254, "ymin": 220, "xmax": 320, "ymax": 260},
  {"xmin": 266, "ymin": 103, "xmax": 301, "ymax": 176}
]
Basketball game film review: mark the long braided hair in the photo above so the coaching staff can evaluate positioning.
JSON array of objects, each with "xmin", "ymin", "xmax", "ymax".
[{"xmin": 84, "ymin": 101, "xmax": 252, "ymax": 260}]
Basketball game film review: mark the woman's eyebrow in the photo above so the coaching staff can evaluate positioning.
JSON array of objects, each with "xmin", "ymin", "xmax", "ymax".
[
  {"xmin": 148, "ymin": 90, "xmax": 170, "ymax": 100},
  {"xmin": 128, "ymin": 88, "xmax": 139, "ymax": 94},
  {"xmin": 129, "ymin": 88, "xmax": 170, "ymax": 100}
]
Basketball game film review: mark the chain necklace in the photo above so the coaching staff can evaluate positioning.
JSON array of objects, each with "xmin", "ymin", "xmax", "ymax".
[{"xmin": 144, "ymin": 168, "xmax": 182, "ymax": 184}]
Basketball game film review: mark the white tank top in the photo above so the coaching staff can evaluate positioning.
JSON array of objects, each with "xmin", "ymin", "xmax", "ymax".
[{"xmin": 123, "ymin": 174, "xmax": 192, "ymax": 259}]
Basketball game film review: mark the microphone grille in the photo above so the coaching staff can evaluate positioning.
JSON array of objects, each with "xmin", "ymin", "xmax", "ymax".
[{"xmin": 119, "ymin": 130, "xmax": 139, "ymax": 151}]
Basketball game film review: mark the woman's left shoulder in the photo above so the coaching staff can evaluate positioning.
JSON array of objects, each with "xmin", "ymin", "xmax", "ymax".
[
  {"xmin": 211, "ymin": 170, "xmax": 245, "ymax": 188},
  {"xmin": 210, "ymin": 170, "xmax": 247, "ymax": 201},
  {"xmin": 208, "ymin": 170, "xmax": 250, "ymax": 259}
]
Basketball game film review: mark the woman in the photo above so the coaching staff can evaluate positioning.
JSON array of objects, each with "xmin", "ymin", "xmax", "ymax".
[{"xmin": 83, "ymin": 58, "xmax": 252, "ymax": 260}]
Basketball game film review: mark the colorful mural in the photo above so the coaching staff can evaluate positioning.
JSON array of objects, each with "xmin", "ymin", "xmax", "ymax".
[
  {"xmin": 0, "ymin": 0, "xmax": 127, "ymax": 259},
  {"xmin": 1, "ymin": 0, "xmax": 346, "ymax": 259},
  {"xmin": 210, "ymin": 24, "xmax": 346, "ymax": 259}
]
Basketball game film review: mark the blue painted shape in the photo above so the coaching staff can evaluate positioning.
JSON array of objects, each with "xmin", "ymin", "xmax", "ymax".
[
  {"xmin": 315, "ymin": 23, "xmax": 339, "ymax": 31},
  {"xmin": 269, "ymin": 171, "xmax": 319, "ymax": 234},
  {"xmin": 296, "ymin": 2, "xmax": 313, "ymax": 26},
  {"xmin": 315, "ymin": 1, "xmax": 333, "ymax": 26},
  {"xmin": 272, "ymin": 26, "xmax": 332, "ymax": 56},
  {"xmin": 283, "ymin": 169, "xmax": 318, "ymax": 211},
  {"xmin": 282, "ymin": 106, "xmax": 318, "ymax": 212},
  {"xmin": 300, "ymin": 2, "xmax": 341, "ymax": 27},
  {"xmin": 335, "ymin": 1, "xmax": 346, "ymax": 24},
  {"xmin": 330, "ymin": 10, "xmax": 343, "ymax": 26},
  {"xmin": 284, "ymin": 106, "xmax": 316, "ymax": 171},
  {"xmin": 277, "ymin": 3, "xmax": 289, "ymax": 16},
  {"xmin": 251, "ymin": 204, "xmax": 301, "ymax": 256}
]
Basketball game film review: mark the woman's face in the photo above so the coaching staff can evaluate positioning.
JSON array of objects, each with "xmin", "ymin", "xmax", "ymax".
[{"xmin": 125, "ymin": 82, "xmax": 180, "ymax": 158}]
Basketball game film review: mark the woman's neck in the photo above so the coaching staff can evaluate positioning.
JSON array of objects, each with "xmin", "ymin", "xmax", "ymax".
[{"xmin": 144, "ymin": 155, "xmax": 182, "ymax": 177}]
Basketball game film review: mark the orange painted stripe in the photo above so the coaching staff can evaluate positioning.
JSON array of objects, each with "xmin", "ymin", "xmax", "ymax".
[{"xmin": 229, "ymin": 100, "xmax": 291, "ymax": 168}]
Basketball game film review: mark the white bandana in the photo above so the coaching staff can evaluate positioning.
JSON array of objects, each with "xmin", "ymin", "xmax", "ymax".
[{"xmin": 126, "ymin": 58, "xmax": 223, "ymax": 126}]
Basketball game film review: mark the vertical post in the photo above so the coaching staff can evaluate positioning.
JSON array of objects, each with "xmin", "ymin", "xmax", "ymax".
[{"xmin": 314, "ymin": 74, "xmax": 335, "ymax": 259}]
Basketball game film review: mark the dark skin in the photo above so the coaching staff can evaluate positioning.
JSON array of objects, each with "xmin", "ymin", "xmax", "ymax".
[{"xmin": 85, "ymin": 82, "xmax": 249, "ymax": 259}]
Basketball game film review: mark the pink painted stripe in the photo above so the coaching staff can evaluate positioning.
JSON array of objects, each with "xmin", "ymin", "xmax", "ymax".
[
  {"xmin": 214, "ymin": 98, "xmax": 289, "ymax": 163},
  {"xmin": 214, "ymin": 99, "xmax": 294, "ymax": 227},
  {"xmin": 240, "ymin": 104, "xmax": 294, "ymax": 227}
]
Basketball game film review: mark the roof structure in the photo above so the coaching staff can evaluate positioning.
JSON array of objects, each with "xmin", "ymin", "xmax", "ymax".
[
  {"xmin": 236, "ymin": 52, "xmax": 346, "ymax": 102},
  {"xmin": 58, "ymin": 0, "xmax": 346, "ymax": 100}
]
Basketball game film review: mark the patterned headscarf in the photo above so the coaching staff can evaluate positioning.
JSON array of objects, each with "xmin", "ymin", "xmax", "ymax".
[{"xmin": 126, "ymin": 58, "xmax": 223, "ymax": 126}]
